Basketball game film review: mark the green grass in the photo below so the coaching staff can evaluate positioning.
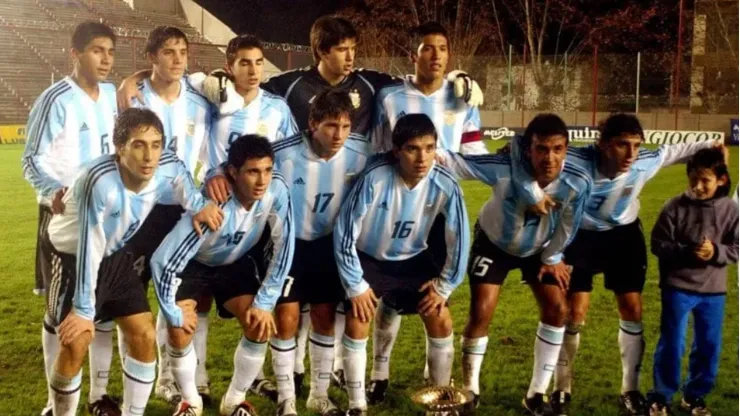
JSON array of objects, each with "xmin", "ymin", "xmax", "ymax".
[{"xmin": 0, "ymin": 142, "xmax": 737, "ymax": 415}]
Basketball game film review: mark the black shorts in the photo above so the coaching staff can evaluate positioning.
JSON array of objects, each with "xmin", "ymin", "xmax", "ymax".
[
  {"xmin": 467, "ymin": 222, "xmax": 559, "ymax": 286},
  {"xmin": 346, "ymin": 250, "xmax": 442, "ymax": 315},
  {"xmin": 564, "ymin": 220, "xmax": 647, "ymax": 294},
  {"xmin": 289, "ymin": 235, "xmax": 344, "ymax": 305},
  {"xmin": 36, "ymin": 205, "xmax": 54, "ymax": 292},
  {"xmin": 44, "ymin": 238, "xmax": 150, "ymax": 327},
  {"xmin": 125, "ymin": 204, "xmax": 184, "ymax": 283}
]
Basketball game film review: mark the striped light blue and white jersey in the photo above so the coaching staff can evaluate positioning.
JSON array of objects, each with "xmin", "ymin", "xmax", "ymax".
[
  {"xmin": 22, "ymin": 77, "xmax": 117, "ymax": 205},
  {"xmin": 205, "ymin": 88, "xmax": 298, "ymax": 174},
  {"xmin": 273, "ymin": 132, "xmax": 371, "ymax": 241},
  {"xmin": 47, "ymin": 152, "xmax": 208, "ymax": 320},
  {"xmin": 151, "ymin": 172, "xmax": 294, "ymax": 327},
  {"xmin": 513, "ymin": 138, "xmax": 717, "ymax": 231},
  {"xmin": 371, "ymin": 77, "xmax": 485, "ymax": 155},
  {"xmin": 133, "ymin": 78, "xmax": 213, "ymax": 176},
  {"xmin": 334, "ymin": 156, "xmax": 470, "ymax": 300},
  {"xmin": 440, "ymin": 151, "xmax": 591, "ymax": 264}
]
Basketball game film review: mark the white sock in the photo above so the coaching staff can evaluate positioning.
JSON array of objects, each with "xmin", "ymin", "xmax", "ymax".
[
  {"xmin": 42, "ymin": 320, "xmax": 59, "ymax": 409},
  {"xmin": 117, "ymin": 325, "xmax": 128, "ymax": 367},
  {"xmin": 168, "ymin": 342, "xmax": 201, "ymax": 408},
  {"xmin": 122, "ymin": 355, "xmax": 156, "ymax": 416},
  {"xmin": 555, "ymin": 321, "xmax": 582, "ymax": 393},
  {"xmin": 527, "ymin": 322, "xmax": 565, "ymax": 398},
  {"xmin": 427, "ymin": 334, "xmax": 454, "ymax": 386},
  {"xmin": 342, "ymin": 334, "xmax": 368, "ymax": 410},
  {"xmin": 255, "ymin": 367, "xmax": 266, "ymax": 381},
  {"xmin": 50, "ymin": 370, "xmax": 82, "ymax": 416},
  {"xmin": 371, "ymin": 300, "xmax": 401, "ymax": 381},
  {"xmin": 461, "ymin": 336, "xmax": 488, "ymax": 395},
  {"xmin": 271, "ymin": 338, "xmax": 297, "ymax": 402},
  {"xmin": 194, "ymin": 312, "xmax": 209, "ymax": 387},
  {"xmin": 294, "ymin": 304, "xmax": 310, "ymax": 375},
  {"xmin": 156, "ymin": 311, "xmax": 172, "ymax": 383},
  {"xmin": 89, "ymin": 321, "xmax": 114, "ymax": 402},
  {"xmin": 308, "ymin": 331, "xmax": 335, "ymax": 399},
  {"xmin": 333, "ymin": 304, "xmax": 346, "ymax": 372},
  {"xmin": 224, "ymin": 337, "xmax": 268, "ymax": 408},
  {"xmin": 618, "ymin": 320, "xmax": 645, "ymax": 393}
]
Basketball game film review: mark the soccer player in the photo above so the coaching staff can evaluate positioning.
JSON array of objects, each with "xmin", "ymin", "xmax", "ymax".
[
  {"xmin": 513, "ymin": 113, "xmax": 723, "ymax": 415},
  {"xmin": 150, "ymin": 134, "xmax": 295, "ymax": 416},
  {"xmin": 44, "ymin": 108, "xmax": 221, "ymax": 416},
  {"xmin": 440, "ymin": 114, "xmax": 591, "ymax": 415},
  {"xmin": 21, "ymin": 21, "xmax": 119, "ymax": 416},
  {"xmin": 127, "ymin": 25, "xmax": 215, "ymax": 403},
  {"xmin": 366, "ymin": 21, "xmax": 486, "ymax": 402},
  {"xmin": 334, "ymin": 113, "xmax": 471, "ymax": 416}
]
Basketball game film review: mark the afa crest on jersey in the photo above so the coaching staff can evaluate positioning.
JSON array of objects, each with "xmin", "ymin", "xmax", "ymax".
[
  {"xmin": 444, "ymin": 110, "xmax": 456, "ymax": 126},
  {"xmin": 186, "ymin": 120, "xmax": 196, "ymax": 136},
  {"xmin": 349, "ymin": 89, "xmax": 361, "ymax": 109},
  {"xmin": 257, "ymin": 122, "xmax": 269, "ymax": 136}
]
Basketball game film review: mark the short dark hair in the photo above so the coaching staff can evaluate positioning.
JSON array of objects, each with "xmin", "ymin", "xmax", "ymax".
[
  {"xmin": 599, "ymin": 113, "xmax": 645, "ymax": 143},
  {"xmin": 687, "ymin": 147, "xmax": 731, "ymax": 198},
  {"xmin": 113, "ymin": 108, "xmax": 164, "ymax": 147},
  {"xmin": 71, "ymin": 21, "xmax": 116, "ymax": 51},
  {"xmin": 146, "ymin": 26, "xmax": 188, "ymax": 56},
  {"xmin": 310, "ymin": 16, "xmax": 357, "ymax": 63},
  {"xmin": 226, "ymin": 34, "xmax": 264, "ymax": 66},
  {"xmin": 409, "ymin": 21, "xmax": 449, "ymax": 55},
  {"xmin": 309, "ymin": 90, "xmax": 355, "ymax": 125},
  {"xmin": 521, "ymin": 113, "xmax": 569, "ymax": 152},
  {"xmin": 227, "ymin": 134, "xmax": 275, "ymax": 173},
  {"xmin": 392, "ymin": 113, "xmax": 438, "ymax": 148}
]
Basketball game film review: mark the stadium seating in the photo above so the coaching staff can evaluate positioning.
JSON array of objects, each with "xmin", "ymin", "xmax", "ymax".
[{"xmin": 0, "ymin": 0, "xmax": 228, "ymax": 124}]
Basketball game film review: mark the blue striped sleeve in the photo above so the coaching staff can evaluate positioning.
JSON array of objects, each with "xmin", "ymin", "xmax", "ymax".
[
  {"xmin": 150, "ymin": 214, "xmax": 205, "ymax": 327},
  {"xmin": 541, "ymin": 173, "xmax": 592, "ymax": 265},
  {"xmin": 278, "ymin": 101, "xmax": 299, "ymax": 139},
  {"xmin": 440, "ymin": 150, "xmax": 510, "ymax": 185},
  {"xmin": 158, "ymin": 155, "xmax": 209, "ymax": 213},
  {"xmin": 509, "ymin": 135, "xmax": 546, "ymax": 205},
  {"xmin": 370, "ymin": 91, "xmax": 391, "ymax": 153},
  {"xmin": 72, "ymin": 161, "xmax": 117, "ymax": 320},
  {"xmin": 253, "ymin": 177, "xmax": 295, "ymax": 311},
  {"xmin": 435, "ymin": 180, "xmax": 470, "ymax": 298}
]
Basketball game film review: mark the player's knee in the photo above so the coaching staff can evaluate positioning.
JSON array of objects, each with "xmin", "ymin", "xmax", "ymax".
[
  {"xmin": 618, "ymin": 299, "xmax": 642, "ymax": 321},
  {"xmin": 425, "ymin": 313, "xmax": 453, "ymax": 338},
  {"xmin": 168, "ymin": 327, "xmax": 192, "ymax": 349},
  {"xmin": 310, "ymin": 304, "xmax": 336, "ymax": 334},
  {"xmin": 276, "ymin": 308, "xmax": 299, "ymax": 338},
  {"xmin": 65, "ymin": 332, "xmax": 92, "ymax": 360},
  {"xmin": 542, "ymin": 300, "xmax": 568, "ymax": 326},
  {"xmin": 128, "ymin": 323, "xmax": 156, "ymax": 353},
  {"xmin": 469, "ymin": 302, "xmax": 495, "ymax": 330},
  {"xmin": 570, "ymin": 305, "xmax": 588, "ymax": 323}
]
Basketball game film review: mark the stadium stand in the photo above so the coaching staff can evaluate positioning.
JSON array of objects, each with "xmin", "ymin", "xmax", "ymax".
[{"xmin": 0, "ymin": 0, "xmax": 228, "ymax": 124}]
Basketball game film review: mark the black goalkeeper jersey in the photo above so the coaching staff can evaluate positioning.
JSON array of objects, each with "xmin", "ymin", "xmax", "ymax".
[{"xmin": 262, "ymin": 65, "xmax": 400, "ymax": 137}]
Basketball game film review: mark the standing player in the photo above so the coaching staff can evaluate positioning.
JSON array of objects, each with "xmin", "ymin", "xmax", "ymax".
[
  {"xmin": 44, "ymin": 108, "xmax": 221, "ymax": 416},
  {"xmin": 334, "ymin": 114, "xmax": 471, "ymax": 416},
  {"xmin": 513, "ymin": 113, "xmax": 723, "ymax": 415},
  {"xmin": 21, "ymin": 21, "xmax": 119, "ymax": 416},
  {"xmin": 440, "ymin": 114, "xmax": 591, "ymax": 415},
  {"xmin": 366, "ymin": 21, "xmax": 486, "ymax": 402},
  {"xmin": 150, "ymin": 135, "xmax": 295, "ymax": 416},
  {"xmin": 127, "ymin": 25, "xmax": 215, "ymax": 403}
]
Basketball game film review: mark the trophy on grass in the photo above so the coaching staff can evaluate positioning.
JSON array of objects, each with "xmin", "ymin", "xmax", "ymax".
[{"xmin": 411, "ymin": 380, "xmax": 475, "ymax": 416}]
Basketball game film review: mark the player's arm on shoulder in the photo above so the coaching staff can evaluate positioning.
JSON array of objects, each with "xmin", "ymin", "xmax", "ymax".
[
  {"xmin": 370, "ymin": 92, "xmax": 392, "ymax": 154},
  {"xmin": 656, "ymin": 139, "xmax": 722, "ymax": 169},
  {"xmin": 22, "ymin": 99, "xmax": 66, "ymax": 200},
  {"xmin": 261, "ymin": 68, "xmax": 304, "ymax": 96},
  {"xmin": 435, "ymin": 183, "xmax": 471, "ymax": 298},
  {"xmin": 355, "ymin": 67, "xmax": 402, "ymax": 91},
  {"xmin": 439, "ymin": 149, "xmax": 508, "ymax": 186},
  {"xmin": 116, "ymin": 69, "xmax": 151, "ymax": 109},
  {"xmin": 150, "ymin": 214, "xmax": 205, "ymax": 327}
]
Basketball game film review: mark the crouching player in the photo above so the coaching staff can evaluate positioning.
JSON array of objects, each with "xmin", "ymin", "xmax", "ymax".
[
  {"xmin": 151, "ymin": 134, "xmax": 295, "ymax": 416},
  {"xmin": 45, "ymin": 108, "xmax": 222, "ymax": 416},
  {"xmin": 334, "ymin": 114, "xmax": 470, "ymax": 415}
]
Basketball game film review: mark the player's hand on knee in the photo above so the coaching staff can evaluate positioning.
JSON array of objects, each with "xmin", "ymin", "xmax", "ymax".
[
  {"xmin": 351, "ymin": 288, "xmax": 378, "ymax": 323},
  {"xmin": 192, "ymin": 202, "xmax": 224, "ymax": 236},
  {"xmin": 206, "ymin": 174, "xmax": 232, "ymax": 204},
  {"xmin": 527, "ymin": 193, "xmax": 557, "ymax": 216},
  {"xmin": 245, "ymin": 307, "xmax": 277, "ymax": 342},
  {"xmin": 417, "ymin": 280, "xmax": 446, "ymax": 316},
  {"xmin": 181, "ymin": 308, "xmax": 198, "ymax": 334},
  {"xmin": 58, "ymin": 312, "xmax": 94, "ymax": 346},
  {"xmin": 51, "ymin": 187, "xmax": 67, "ymax": 215},
  {"xmin": 538, "ymin": 262, "xmax": 571, "ymax": 292}
]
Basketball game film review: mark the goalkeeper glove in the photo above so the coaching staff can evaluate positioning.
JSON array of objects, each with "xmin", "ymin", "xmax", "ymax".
[
  {"xmin": 447, "ymin": 70, "xmax": 484, "ymax": 107},
  {"xmin": 202, "ymin": 69, "xmax": 233, "ymax": 105}
]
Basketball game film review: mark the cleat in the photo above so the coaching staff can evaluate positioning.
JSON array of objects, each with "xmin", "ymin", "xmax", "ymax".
[
  {"xmin": 277, "ymin": 397, "xmax": 298, "ymax": 416},
  {"xmin": 522, "ymin": 393, "xmax": 554, "ymax": 416},
  {"xmin": 228, "ymin": 401, "xmax": 258, "ymax": 416},
  {"xmin": 156, "ymin": 378, "xmax": 182, "ymax": 405},
  {"xmin": 197, "ymin": 383, "xmax": 212, "ymax": 406},
  {"xmin": 366, "ymin": 379, "xmax": 389, "ymax": 405},
  {"xmin": 172, "ymin": 400, "xmax": 201, "ymax": 416},
  {"xmin": 472, "ymin": 393, "xmax": 480, "ymax": 408},
  {"xmin": 331, "ymin": 369, "xmax": 346, "ymax": 389},
  {"xmin": 41, "ymin": 404, "xmax": 53, "ymax": 416},
  {"xmin": 249, "ymin": 378, "xmax": 278, "ymax": 402},
  {"xmin": 648, "ymin": 402, "xmax": 672, "ymax": 416},
  {"xmin": 619, "ymin": 391, "xmax": 647, "ymax": 415},
  {"xmin": 87, "ymin": 395, "xmax": 121, "ymax": 416},
  {"xmin": 293, "ymin": 372, "xmax": 305, "ymax": 397},
  {"xmin": 346, "ymin": 408, "xmax": 367, "ymax": 416},
  {"xmin": 550, "ymin": 390, "xmax": 571, "ymax": 416},
  {"xmin": 306, "ymin": 396, "xmax": 343, "ymax": 416},
  {"xmin": 681, "ymin": 397, "xmax": 711, "ymax": 416}
]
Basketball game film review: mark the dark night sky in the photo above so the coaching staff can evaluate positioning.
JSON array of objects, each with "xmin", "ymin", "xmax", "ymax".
[{"xmin": 194, "ymin": 0, "xmax": 351, "ymax": 45}]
